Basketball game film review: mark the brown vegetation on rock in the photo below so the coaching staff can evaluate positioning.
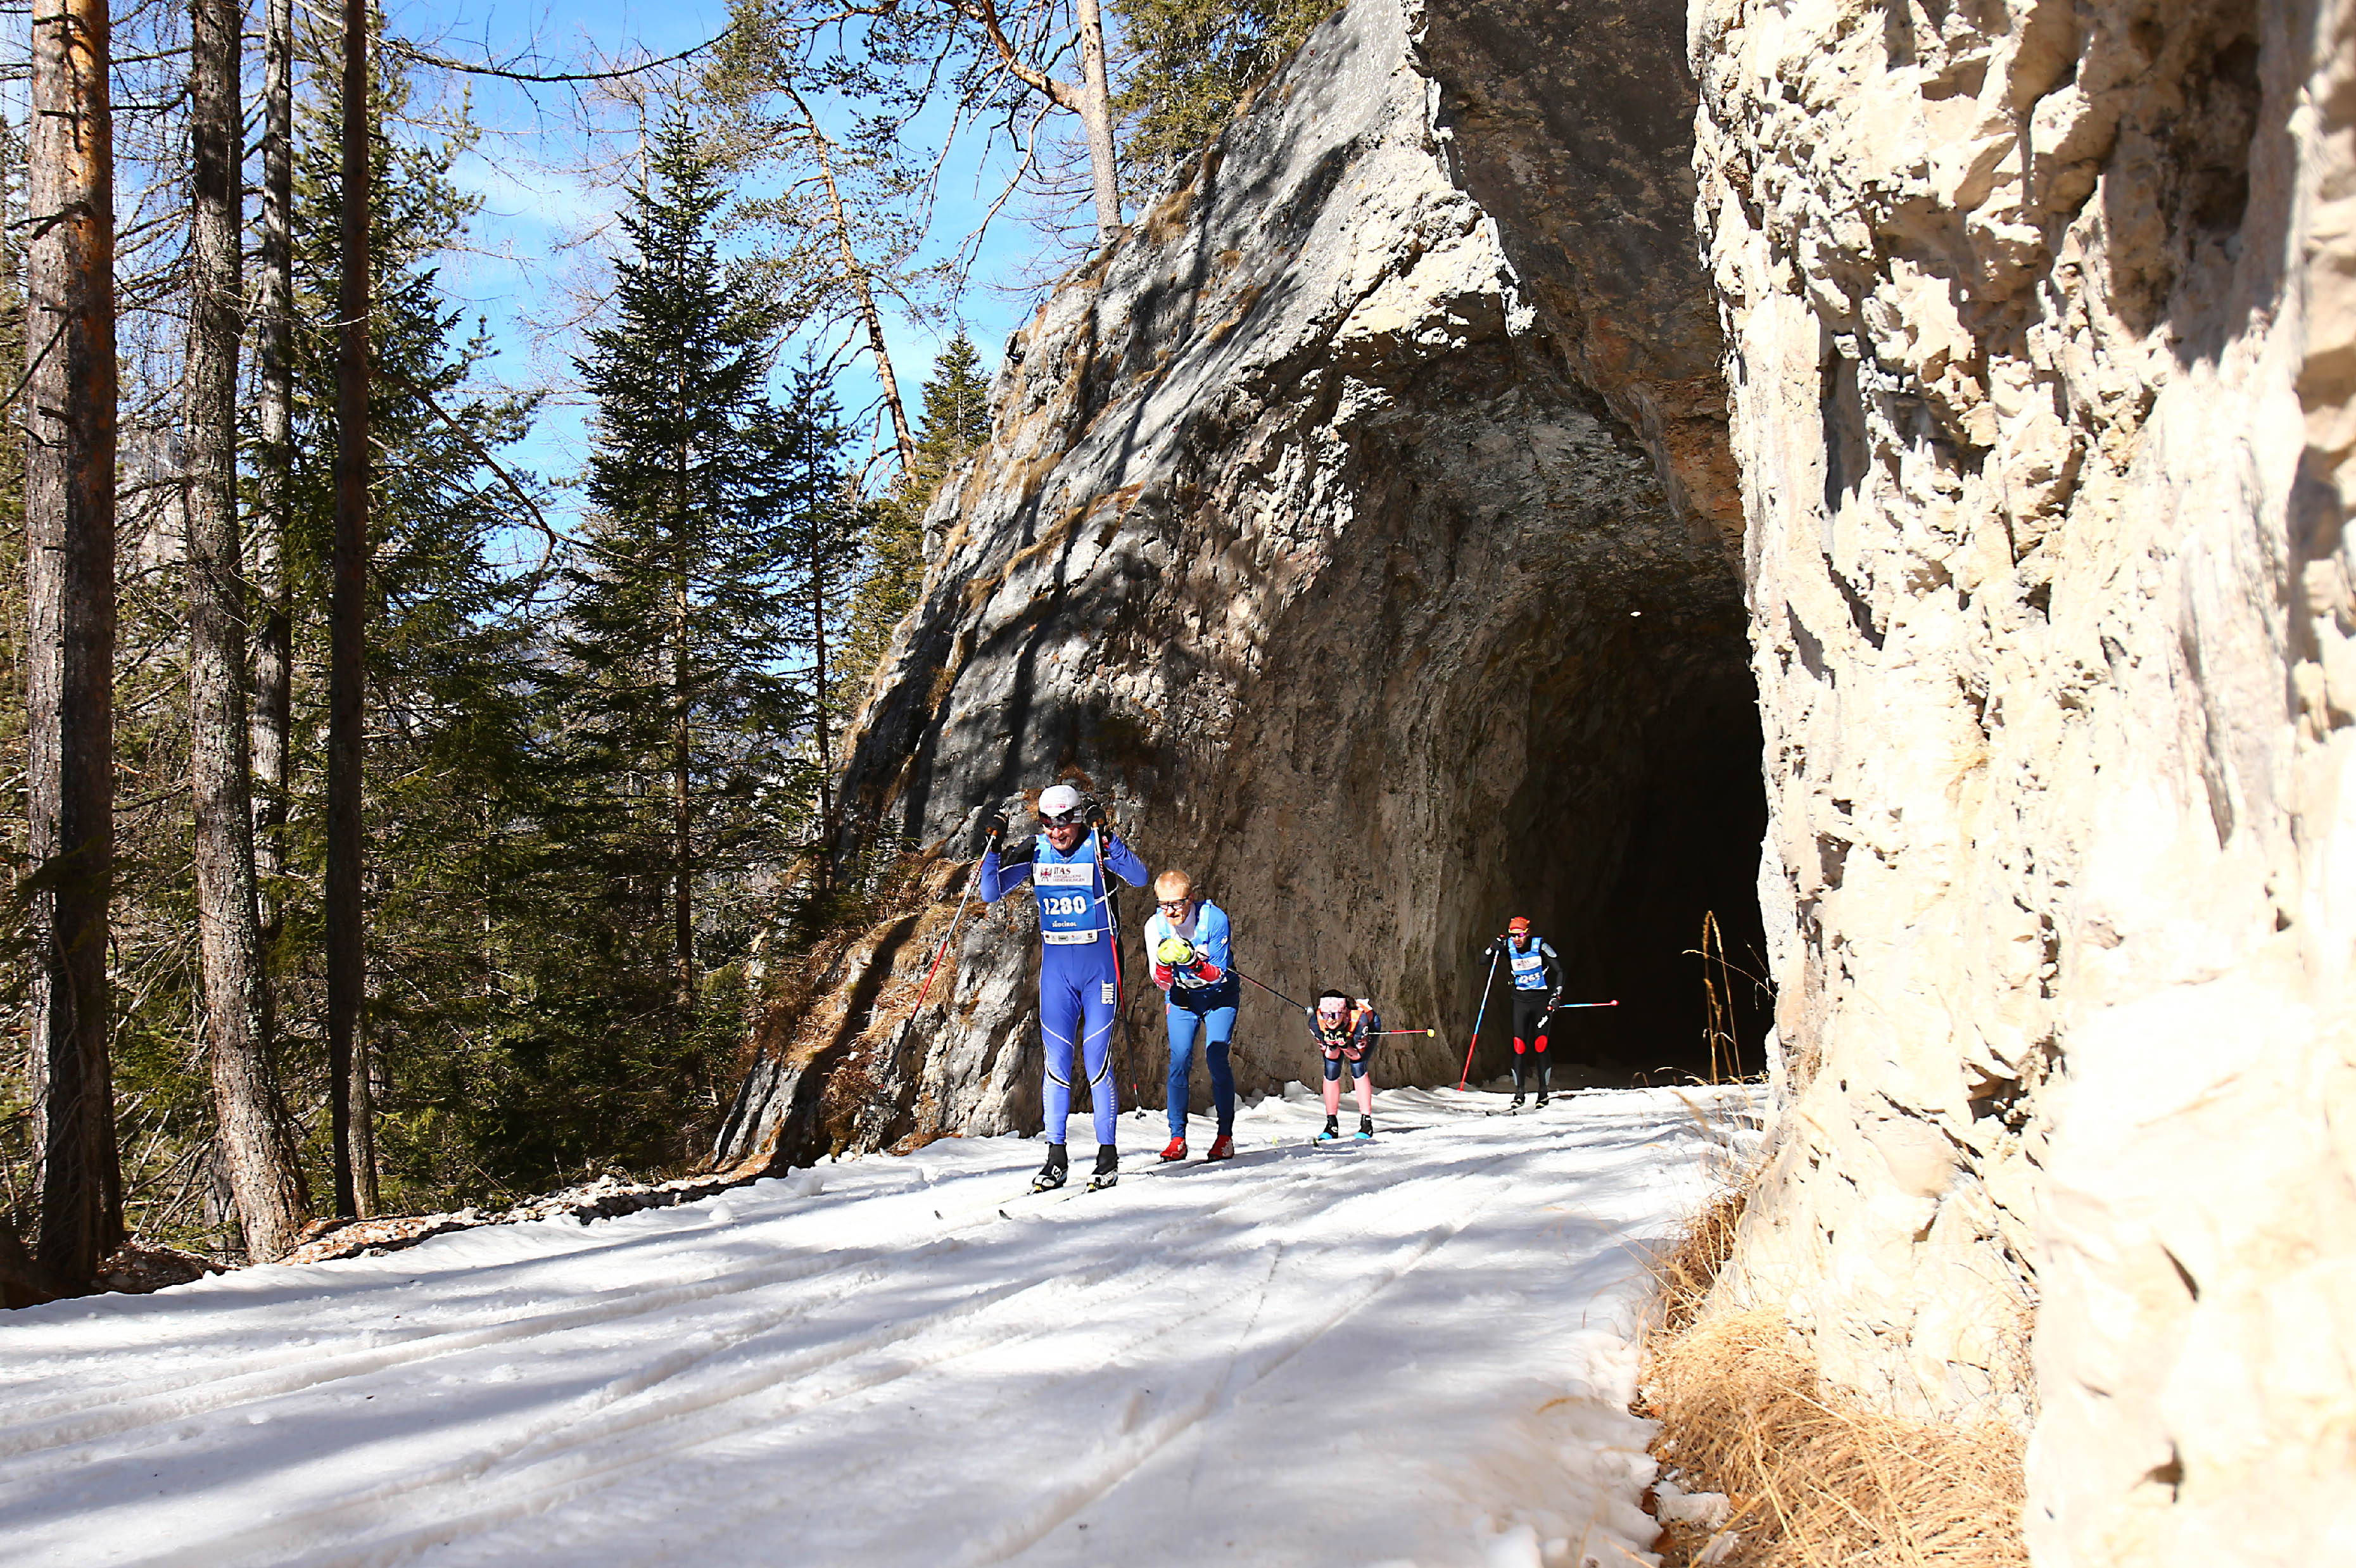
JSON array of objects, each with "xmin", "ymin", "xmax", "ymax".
[
  {"xmin": 1642, "ymin": 1130, "xmax": 2027, "ymax": 1568},
  {"xmin": 1645, "ymin": 1310, "xmax": 2028, "ymax": 1568}
]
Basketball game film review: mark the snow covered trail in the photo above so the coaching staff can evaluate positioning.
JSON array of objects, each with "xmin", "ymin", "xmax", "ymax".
[{"xmin": 1, "ymin": 1085, "xmax": 1756, "ymax": 1568}]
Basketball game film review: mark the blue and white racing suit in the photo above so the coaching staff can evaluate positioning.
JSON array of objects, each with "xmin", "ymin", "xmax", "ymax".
[{"xmin": 978, "ymin": 830, "xmax": 1149, "ymax": 1147}]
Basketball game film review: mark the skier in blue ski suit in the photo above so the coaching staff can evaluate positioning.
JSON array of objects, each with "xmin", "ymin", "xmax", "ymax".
[
  {"xmin": 976, "ymin": 783, "xmax": 1149, "ymax": 1190},
  {"xmin": 1143, "ymin": 868, "xmax": 1238, "ymax": 1163}
]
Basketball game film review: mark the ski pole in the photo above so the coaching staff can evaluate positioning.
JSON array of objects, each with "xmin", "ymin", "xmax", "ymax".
[
  {"xmin": 1533, "ymin": 997, "xmax": 1619, "ymax": 1038},
  {"xmin": 907, "ymin": 825, "xmax": 999, "ymax": 1018},
  {"xmin": 1456, "ymin": 947, "xmax": 1502, "ymax": 1091},
  {"xmin": 1368, "ymin": 1028, "xmax": 1437, "ymax": 1037},
  {"xmin": 1094, "ymin": 820, "xmax": 1128, "ymax": 1125},
  {"xmin": 1229, "ymin": 963, "xmax": 1312, "ymax": 1012}
]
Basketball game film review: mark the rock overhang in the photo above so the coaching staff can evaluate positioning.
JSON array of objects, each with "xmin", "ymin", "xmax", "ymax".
[{"xmin": 821, "ymin": 0, "xmax": 1766, "ymax": 1141}]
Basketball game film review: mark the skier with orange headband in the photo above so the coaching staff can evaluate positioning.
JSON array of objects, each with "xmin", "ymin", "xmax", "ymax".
[{"xmin": 1483, "ymin": 917, "xmax": 1562, "ymax": 1107}]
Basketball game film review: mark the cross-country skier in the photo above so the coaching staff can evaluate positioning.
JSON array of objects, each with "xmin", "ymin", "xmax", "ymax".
[
  {"xmin": 977, "ymin": 783, "xmax": 1149, "ymax": 1191},
  {"xmin": 1308, "ymin": 991, "xmax": 1382, "ymax": 1142},
  {"xmin": 1143, "ymin": 869, "xmax": 1238, "ymax": 1163},
  {"xmin": 1485, "ymin": 916, "xmax": 1563, "ymax": 1107}
]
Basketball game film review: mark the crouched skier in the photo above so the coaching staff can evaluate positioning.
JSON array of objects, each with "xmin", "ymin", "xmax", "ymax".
[
  {"xmin": 1143, "ymin": 869, "xmax": 1238, "ymax": 1163},
  {"xmin": 1308, "ymin": 992, "xmax": 1382, "ymax": 1142},
  {"xmin": 977, "ymin": 783, "xmax": 1149, "ymax": 1191}
]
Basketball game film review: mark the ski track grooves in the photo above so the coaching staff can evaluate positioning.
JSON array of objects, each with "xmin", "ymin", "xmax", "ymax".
[{"xmin": 0, "ymin": 1085, "xmax": 1760, "ymax": 1568}]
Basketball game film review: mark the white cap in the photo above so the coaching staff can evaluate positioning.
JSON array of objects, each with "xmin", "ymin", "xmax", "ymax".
[{"xmin": 1038, "ymin": 783, "xmax": 1083, "ymax": 819}]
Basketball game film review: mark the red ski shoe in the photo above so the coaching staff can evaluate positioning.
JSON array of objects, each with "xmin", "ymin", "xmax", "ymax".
[
  {"xmin": 1205, "ymin": 1134, "xmax": 1236, "ymax": 1161},
  {"xmin": 1157, "ymin": 1137, "xmax": 1188, "ymax": 1161}
]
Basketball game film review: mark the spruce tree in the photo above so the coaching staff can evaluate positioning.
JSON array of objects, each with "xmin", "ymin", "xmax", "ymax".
[
  {"xmin": 554, "ymin": 108, "xmax": 800, "ymax": 1036},
  {"xmin": 751, "ymin": 362, "xmax": 867, "ymax": 893},
  {"xmin": 274, "ymin": 52, "xmax": 557, "ymax": 1212},
  {"xmin": 1112, "ymin": 0, "xmax": 1331, "ymax": 191}
]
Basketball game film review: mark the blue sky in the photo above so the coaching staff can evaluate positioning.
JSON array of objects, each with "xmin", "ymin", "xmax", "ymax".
[{"xmin": 389, "ymin": 0, "xmax": 1046, "ymax": 526}]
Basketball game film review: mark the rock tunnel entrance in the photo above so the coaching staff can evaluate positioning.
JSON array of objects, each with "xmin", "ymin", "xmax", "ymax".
[{"xmin": 1472, "ymin": 633, "xmax": 1772, "ymax": 1087}]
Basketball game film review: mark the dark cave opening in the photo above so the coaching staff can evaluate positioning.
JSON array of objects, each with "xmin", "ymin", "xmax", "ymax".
[
  {"xmin": 1569, "ymin": 666, "xmax": 1773, "ymax": 1078},
  {"xmin": 1454, "ymin": 611, "xmax": 1773, "ymax": 1090}
]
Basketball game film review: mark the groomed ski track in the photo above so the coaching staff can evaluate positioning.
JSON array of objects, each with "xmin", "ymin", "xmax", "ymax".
[{"xmin": 1, "ymin": 1085, "xmax": 1757, "ymax": 1568}]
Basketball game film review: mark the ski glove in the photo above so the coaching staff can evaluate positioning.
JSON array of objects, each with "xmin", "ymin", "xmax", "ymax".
[
  {"xmin": 978, "ymin": 809, "xmax": 1010, "ymax": 852},
  {"xmin": 1084, "ymin": 799, "xmax": 1108, "ymax": 829}
]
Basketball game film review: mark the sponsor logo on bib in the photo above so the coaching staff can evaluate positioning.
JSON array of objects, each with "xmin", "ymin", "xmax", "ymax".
[{"xmin": 1032, "ymin": 861, "xmax": 1091, "ymax": 887}]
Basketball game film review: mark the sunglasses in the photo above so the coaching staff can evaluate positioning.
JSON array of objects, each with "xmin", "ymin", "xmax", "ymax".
[{"xmin": 1039, "ymin": 808, "xmax": 1086, "ymax": 826}]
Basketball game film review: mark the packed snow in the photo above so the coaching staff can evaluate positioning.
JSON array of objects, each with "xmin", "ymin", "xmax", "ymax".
[{"xmin": 1, "ymin": 1084, "xmax": 1758, "ymax": 1568}]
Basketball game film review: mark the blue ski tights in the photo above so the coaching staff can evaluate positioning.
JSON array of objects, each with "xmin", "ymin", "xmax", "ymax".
[
  {"xmin": 1042, "ymin": 947, "xmax": 1120, "ymax": 1147},
  {"xmin": 1163, "ymin": 1003, "xmax": 1236, "ymax": 1140}
]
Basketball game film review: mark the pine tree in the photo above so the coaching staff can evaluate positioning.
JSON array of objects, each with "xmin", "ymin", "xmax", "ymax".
[
  {"xmin": 25, "ymin": 0, "xmax": 122, "ymax": 1283},
  {"xmin": 839, "ymin": 334, "xmax": 992, "ymax": 695}
]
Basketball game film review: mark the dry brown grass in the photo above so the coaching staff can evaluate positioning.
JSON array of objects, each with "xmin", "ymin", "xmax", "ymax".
[
  {"xmin": 1645, "ymin": 1311, "xmax": 2027, "ymax": 1567},
  {"xmin": 1653, "ymin": 1178, "xmax": 1754, "ymax": 1339},
  {"xmin": 1638, "ymin": 1098, "xmax": 2025, "ymax": 1568}
]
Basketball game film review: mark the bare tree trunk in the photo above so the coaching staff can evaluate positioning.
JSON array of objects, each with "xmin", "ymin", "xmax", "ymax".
[
  {"xmin": 810, "ymin": 486, "xmax": 835, "ymax": 890},
  {"xmin": 968, "ymin": 0, "xmax": 1123, "ymax": 245},
  {"xmin": 789, "ymin": 93, "xmax": 916, "ymax": 474},
  {"xmin": 1072, "ymin": 0, "xmax": 1121, "ymax": 243},
  {"xmin": 189, "ymin": 0, "xmax": 308, "ymax": 1263},
  {"xmin": 25, "ymin": 0, "xmax": 120, "ymax": 1287},
  {"xmin": 327, "ymin": 0, "xmax": 374, "ymax": 1218},
  {"xmin": 673, "ymin": 562, "xmax": 694, "ymax": 1014},
  {"xmin": 251, "ymin": 0, "xmax": 294, "ymax": 932}
]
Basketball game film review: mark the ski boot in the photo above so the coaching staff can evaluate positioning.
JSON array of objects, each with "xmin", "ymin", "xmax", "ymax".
[
  {"xmin": 1315, "ymin": 1115, "xmax": 1341, "ymax": 1143},
  {"xmin": 1535, "ymin": 1091, "xmax": 1551, "ymax": 1108},
  {"xmin": 1355, "ymin": 1115, "xmax": 1375, "ymax": 1141},
  {"xmin": 1205, "ymin": 1133, "xmax": 1236, "ymax": 1161},
  {"xmin": 1087, "ymin": 1146, "xmax": 1120, "ymax": 1191},
  {"xmin": 1508, "ymin": 1093, "xmax": 1526, "ymax": 1111},
  {"xmin": 1157, "ymin": 1136, "xmax": 1188, "ymax": 1162},
  {"xmin": 1030, "ymin": 1144, "xmax": 1069, "ymax": 1192}
]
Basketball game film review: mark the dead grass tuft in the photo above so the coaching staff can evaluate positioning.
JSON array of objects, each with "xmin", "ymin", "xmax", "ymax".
[
  {"xmin": 1645, "ymin": 1310, "xmax": 2027, "ymax": 1568},
  {"xmin": 1654, "ymin": 1179, "xmax": 1752, "ymax": 1339}
]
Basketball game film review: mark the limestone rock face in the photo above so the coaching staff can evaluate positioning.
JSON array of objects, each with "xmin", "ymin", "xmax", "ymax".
[
  {"xmin": 1691, "ymin": 0, "xmax": 2356, "ymax": 1557},
  {"xmin": 809, "ymin": 0, "xmax": 1763, "ymax": 1150}
]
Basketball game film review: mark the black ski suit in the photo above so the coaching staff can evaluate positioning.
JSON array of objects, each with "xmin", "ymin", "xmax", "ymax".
[{"xmin": 1485, "ymin": 934, "xmax": 1562, "ymax": 1093}]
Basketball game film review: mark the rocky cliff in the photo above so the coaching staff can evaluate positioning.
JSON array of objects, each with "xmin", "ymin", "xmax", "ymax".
[
  {"xmin": 1692, "ymin": 0, "xmax": 2356, "ymax": 1557},
  {"xmin": 718, "ymin": 0, "xmax": 2356, "ymax": 1560},
  {"xmin": 724, "ymin": 0, "xmax": 1771, "ymax": 1167}
]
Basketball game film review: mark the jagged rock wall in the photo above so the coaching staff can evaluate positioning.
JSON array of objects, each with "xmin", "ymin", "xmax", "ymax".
[
  {"xmin": 815, "ymin": 0, "xmax": 1766, "ymax": 1146},
  {"xmin": 1691, "ymin": 0, "xmax": 2356, "ymax": 1557}
]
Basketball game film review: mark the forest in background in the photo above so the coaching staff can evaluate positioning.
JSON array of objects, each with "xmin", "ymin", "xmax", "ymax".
[{"xmin": 0, "ymin": 0, "xmax": 1334, "ymax": 1293}]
